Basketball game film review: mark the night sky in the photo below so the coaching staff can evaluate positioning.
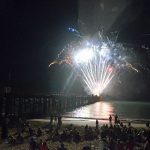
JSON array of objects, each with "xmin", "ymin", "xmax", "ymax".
[
  {"xmin": 0, "ymin": 0, "xmax": 77, "ymax": 94},
  {"xmin": 1, "ymin": 0, "xmax": 150, "ymax": 99}
]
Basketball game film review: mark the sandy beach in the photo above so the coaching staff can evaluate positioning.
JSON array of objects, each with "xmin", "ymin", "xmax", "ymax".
[
  {"xmin": 0, "ymin": 117, "xmax": 148, "ymax": 150},
  {"xmin": 0, "ymin": 119, "xmax": 103, "ymax": 150}
]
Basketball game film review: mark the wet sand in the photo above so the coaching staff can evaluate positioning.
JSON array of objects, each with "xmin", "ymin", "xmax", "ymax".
[{"xmin": 29, "ymin": 117, "xmax": 147, "ymax": 128}]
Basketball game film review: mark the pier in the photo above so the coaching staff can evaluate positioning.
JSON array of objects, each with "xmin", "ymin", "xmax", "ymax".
[{"xmin": 0, "ymin": 93, "xmax": 100, "ymax": 118}]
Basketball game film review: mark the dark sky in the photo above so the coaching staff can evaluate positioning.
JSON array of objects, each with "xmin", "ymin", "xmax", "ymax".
[
  {"xmin": 0, "ymin": 0, "xmax": 150, "ymax": 98},
  {"xmin": 0, "ymin": 0, "xmax": 78, "ymax": 94}
]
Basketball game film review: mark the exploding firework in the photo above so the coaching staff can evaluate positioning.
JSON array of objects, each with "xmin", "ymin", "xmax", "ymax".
[{"xmin": 49, "ymin": 30, "xmax": 139, "ymax": 96}]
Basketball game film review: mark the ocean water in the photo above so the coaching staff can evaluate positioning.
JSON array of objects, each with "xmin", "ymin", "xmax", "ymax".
[{"xmin": 64, "ymin": 100, "xmax": 150, "ymax": 121}]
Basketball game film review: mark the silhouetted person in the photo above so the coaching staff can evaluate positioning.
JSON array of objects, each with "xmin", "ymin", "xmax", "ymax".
[
  {"xmin": 109, "ymin": 115, "xmax": 112, "ymax": 124},
  {"xmin": 38, "ymin": 139, "xmax": 43, "ymax": 150},
  {"xmin": 17, "ymin": 117, "xmax": 23, "ymax": 134},
  {"xmin": 108, "ymin": 138, "xmax": 116, "ymax": 150},
  {"xmin": 144, "ymin": 138, "xmax": 150, "ymax": 150},
  {"xmin": 54, "ymin": 115, "xmax": 57, "ymax": 125},
  {"xmin": 60, "ymin": 131, "xmax": 66, "ymax": 142},
  {"xmin": 73, "ymin": 132, "xmax": 81, "ymax": 143},
  {"xmin": 146, "ymin": 121, "xmax": 150, "ymax": 128},
  {"xmin": 57, "ymin": 143, "xmax": 67, "ymax": 150},
  {"xmin": 126, "ymin": 139, "xmax": 134, "ymax": 150},
  {"xmin": 50, "ymin": 114, "xmax": 54, "ymax": 125},
  {"xmin": 16, "ymin": 133, "xmax": 24, "ymax": 144},
  {"xmin": 57, "ymin": 116, "xmax": 62, "ymax": 128},
  {"xmin": 1, "ymin": 118, "xmax": 8, "ymax": 140},
  {"xmin": 128, "ymin": 122, "xmax": 131, "ymax": 127},
  {"xmin": 96, "ymin": 119, "xmax": 99, "ymax": 129},
  {"xmin": 37, "ymin": 128, "xmax": 42, "ymax": 137},
  {"xmin": 29, "ymin": 138, "xmax": 37, "ymax": 150},
  {"xmin": 116, "ymin": 140, "xmax": 124, "ymax": 150},
  {"xmin": 29, "ymin": 127, "xmax": 34, "ymax": 136},
  {"xmin": 114, "ymin": 114, "xmax": 118, "ymax": 124}
]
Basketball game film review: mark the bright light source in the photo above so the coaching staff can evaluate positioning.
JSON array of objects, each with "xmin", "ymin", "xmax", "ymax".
[{"xmin": 74, "ymin": 48, "xmax": 95, "ymax": 64}]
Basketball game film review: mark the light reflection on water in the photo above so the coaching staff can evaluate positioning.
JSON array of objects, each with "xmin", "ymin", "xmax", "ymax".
[
  {"xmin": 65, "ymin": 101, "xmax": 114, "ymax": 119},
  {"xmin": 65, "ymin": 101, "xmax": 150, "ymax": 120}
]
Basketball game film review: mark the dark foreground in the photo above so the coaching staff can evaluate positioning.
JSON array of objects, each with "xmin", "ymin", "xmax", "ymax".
[{"xmin": 1, "ymin": 116, "xmax": 150, "ymax": 150}]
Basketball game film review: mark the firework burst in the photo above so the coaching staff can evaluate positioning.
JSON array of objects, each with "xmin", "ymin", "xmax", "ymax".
[{"xmin": 49, "ymin": 30, "xmax": 138, "ymax": 96}]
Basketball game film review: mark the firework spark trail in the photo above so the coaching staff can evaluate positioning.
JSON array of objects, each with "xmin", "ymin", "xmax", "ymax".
[
  {"xmin": 76, "ymin": 48, "xmax": 117, "ymax": 96},
  {"xmin": 49, "ymin": 30, "xmax": 140, "ymax": 96}
]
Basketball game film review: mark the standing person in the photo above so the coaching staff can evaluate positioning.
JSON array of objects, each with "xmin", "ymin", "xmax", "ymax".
[
  {"xmin": 1, "ymin": 117, "xmax": 8, "ymax": 141},
  {"xmin": 50, "ymin": 114, "xmax": 53, "ymax": 125},
  {"xmin": 109, "ymin": 115, "xmax": 112, "ymax": 124},
  {"xmin": 17, "ymin": 117, "xmax": 23, "ymax": 134},
  {"xmin": 96, "ymin": 119, "xmax": 99, "ymax": 129},
  {"xmin": 114, "ymin": 114, "xmax": 118, "ymax": 124},
  {"xmin": 54, "ymin": 112, "xmax": 57, "ymax": 126},
  {"xmin": 57, "ymin": 115, "xmax": 62, "ymax": 128}
]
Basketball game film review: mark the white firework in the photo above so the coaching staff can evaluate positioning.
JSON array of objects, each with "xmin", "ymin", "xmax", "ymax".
[
  {"xmin": 49, "ymin": 31, "xmax": 139, "ymax": 96},
  {"xmin": 73, "ymin": 43, "xmax": 116, "ymax": 96}
]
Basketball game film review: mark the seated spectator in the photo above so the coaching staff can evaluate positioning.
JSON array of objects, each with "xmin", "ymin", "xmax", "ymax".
[
  {"xmin": 57, "ymin": 143, "xmax": 67, "ymax": 150},
  {"xmin": 24, "ymin": 120, "xmax": 30, "ymax": 127},
  {"xmin": 37, "ymin": 128, "xmax": 42, "ymax": 137},
  {"xmin": 8, "ymin": 135, "xmax": 16, "ymax": 145},
  {"xmin": 29, "ymin": 137, "xmax": 37, "ymax": 150},
  {"xmin": 108, "ymin": 138, "xmax": 116, "ymax": 150},
  {"xmin": 40, "ymin": 141, "xmax": 49, "ymax": 150},
  {"xmin": 126, "ymin": 139, "xmax": 134, "ymax": 150},
  {"xmin": 60, "ymin": 130, "xmax": 67, "ymax": 142},
  {"xmin": 116, "ymin": 139, "xmax": 124, "ymax": 150},
  {"xmin": 73, "ymin": 132, "xmax": 81, "ymax": 143},
  {"xmin": 82, "ymin": 145, "xmax": 91, "ymax": 150},
  {"xmin": 67, "ymin": 124, "xmax": 73, "ymax": 130},
  {"xmin": 95, "ymin": 128, "xmax": 100, "ymax": 139},
  {"xmin": 88, "ymin": 127, "xmax": 95, "ymax": 141},
  {"xmin": 52, "ymin": 130, "xmax": 60, "ymax": 142},
  {"xmin": 16, "ymin": 133, "xmax": 24, "ymax": 144},
  {"xmin": 144, "ymin": 138, "xmax": 150, "ymax": 150},
  {"xmin": 37, "ymin": 139, "xmax": 43, "ymax": 150},
  {"xmin": 120, "ymin": 122, "xmax": 123, "ymax": 127},
  {"xmin": 29, "ymin": 127, "xmax": 34, "ymax": 136}
]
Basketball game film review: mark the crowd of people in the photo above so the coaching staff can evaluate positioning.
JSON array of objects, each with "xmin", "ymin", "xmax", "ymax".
[
  {"xmin": 101, "ymin": 115, "xmax": 150, "ymax": 150},
  {"xmin": 0, "ymin": 114, "xmax": 150, "ymax": 150}
]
